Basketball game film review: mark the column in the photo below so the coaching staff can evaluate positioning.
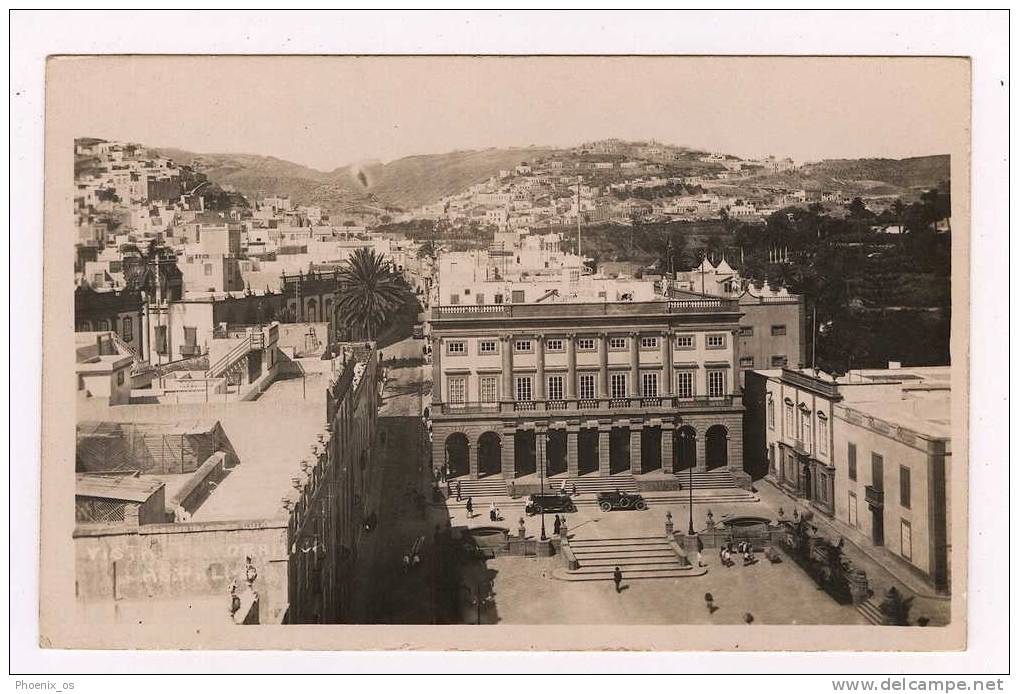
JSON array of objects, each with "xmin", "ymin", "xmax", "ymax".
[
  {"xmin": 629, "ymin": 332, "xmax": 640, "ymax": 397},
  {"xmin": 599, "ymin": 332, "xmax": 609, "ymax": 398},
  {"xmin": 695, "ymin": 429, "xmax": 706, "ymax": 472},
  {"xmin": 566, "ymin": 333, "xmax": 577, "ymax": 400},
  {"xmin": 598, "ymin": 427, "xmax": 611, "ymax": 476},
  {"xmin": 660, "ymin": 330, "xmax": 673, "ymax": 397},
  {"xmin": 629, "ymin": 423, "xmax": 643, "ymax": 475},
  {"xmin": 535, "ymin": 334, "xmax": 545, "ymax": 401},
  {"xmin": 431, "ymin": 336, "xmax": 443, "ymax": 404},
  {"xmin": 468, "ymin": 440, "xmax": 479, "ymax": 480},
  {"xmin": 566, "ymin": 426, "xmax": 579, "ymax": 478},
  {"xmin": 501, "ymin": 426, "xmax": 516, "ymax": 479},
  {"xmin": 661, "ymin": 423, "xmax": 675, "ymax": 474},
  {"xmin": 500, "ymin": 334, "xmax": 514, "ymax": 402}
]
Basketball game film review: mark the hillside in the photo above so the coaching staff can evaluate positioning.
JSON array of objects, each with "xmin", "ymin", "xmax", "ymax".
[
  {"xmin": 743, "ymin": 155, "xmax": 949, "ymax": 197},
  {"xmin": 152, "ymin": 145, "xmax": 558, "ymax": 212}
]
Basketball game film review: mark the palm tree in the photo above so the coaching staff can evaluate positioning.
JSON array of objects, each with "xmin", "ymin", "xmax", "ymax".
[{"xmin": 336, "ymin": 247, "xmax": 408, "ymax": 340}]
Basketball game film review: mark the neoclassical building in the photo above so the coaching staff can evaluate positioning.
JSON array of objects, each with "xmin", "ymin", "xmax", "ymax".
[{"xmin": 428, "ymin": 287, "xmax": 748, "ymax": 491}]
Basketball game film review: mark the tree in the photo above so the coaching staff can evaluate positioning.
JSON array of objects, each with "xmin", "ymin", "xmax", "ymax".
[
  {"xmin": 846, "ymin": 197, "xmax": 873, "ymax": 221},
  {"xmin": 335, "ymin": 247, "xmax": 410, "ymax": 340}
]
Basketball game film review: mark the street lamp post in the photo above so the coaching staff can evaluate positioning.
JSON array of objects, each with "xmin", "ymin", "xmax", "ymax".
[
  {"xmin": 538, "ymin": 430, "xmax": 548, "ymax": 541},
  {"xmin": 680, "ymin": 428, "xmax": 695, "ymax": 536}
]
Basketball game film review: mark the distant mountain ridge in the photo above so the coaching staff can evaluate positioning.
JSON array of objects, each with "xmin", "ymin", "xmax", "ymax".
[{"xmin": 153, "ymin": 145, "xmax": 559, "ymax": 212}]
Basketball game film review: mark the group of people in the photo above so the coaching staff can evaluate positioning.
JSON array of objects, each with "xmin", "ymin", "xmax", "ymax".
[
  {"xmin": 558, "ymin": 479, "xmax": 578, "ymax": 497},
  {"xmin": 719, "ymin": 540, "xmax": 758, "ymax": 567}
]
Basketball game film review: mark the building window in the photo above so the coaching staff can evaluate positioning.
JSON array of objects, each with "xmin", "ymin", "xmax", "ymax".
[
  {"xmin": 739, "ymin": 356, "xmax": 754, "ymax": 368},
  {"xmin": 609, "ymin": 336, "xmax": 627, "ymax": 350},
  {"xmin": 511, "ymin": 290, "xmax": 525, "ymax": 303},
  {"xmin": 771, "ymin": 355, "xmax": 788, "ymax": 368},
  {"xmin": 871, "ymin": 453, "xmax": 884, "ymax": 491},
  {"xmin": 547, "ymin": 375, "xmax": 564, "ymax": 401},
  {"xmin": 771, "ymin": 325, "xmax": 787, "ymax": 336},
  {"xmin": 767, "ymin": 398, "xmax": 775, "ymax": 429},
  {"xmin": 546, "ymin": 338, "xmax": 564, "ymax": 352},
  {"xmin": 675, "ymin": 334, "xmax": 695, "ymax": 350},
  {"xmin": 641, "ymin": 372, "xmax": 658, "ymax": 397},
  {"xmin": 479, "ymin": 340, "xmax": 497, "ymax": 355},
  {"xmin": 848, "ymin": 491, "xmax": 859, "ymax": 527},
  {"xmin": 448, "ymin": 376, "xmax": 466, "ymax": 404},
  {"xmin": 706, "ymin": 334, "xmax": 726, "ymax": 349},
  {"xmin": 446, "ymin": 340, "xmax": 466, "ymax": 356},
  {"xmin": 800, "ymin": 409, "xmax": 812, "ymax": 447},
  {"xmin": 480, "ymin": 376, "xmax": 498, "ymax": 403},
  {"xmin": 739, "ymin": 326, "xmax": 754, "ymax": 337},
  {"xmin": 97, "ymin": 319, "xmax": 110, "ymax": 331},
  {"xmin": 204, "ymin": 263, "xmax": 213, "ymax": 276},
  {"xmin": 640, "ymin": 336, "xmax": 658, "ymax": 350},
  {"xmin": 818, "ymin": 415, "xmax": 828, "ymax": 456},
  {"xmin": 900, "ymin": 465, "xmax": 911, "ymax": 509},
  {"xmin": 707, "ymin": 369, "xmax": 725, "ymax": 397},
  {"xmin": 514, "ymin": 339, "xmax": 532, "ymax": 353},
  {"xmin": 848, "ymin": 442, "xmax": 857, "ymax": 481},
  {"xmin": 449, "ymin": 294, "xmax": 460, "ymax": 304},
  {"xmin": 610, "ymin": 373, "xmax": 627, "ymax": 399},
  {"xmin": 183, "ymin": 326, "xmax": 197, "ymax": 349},
  {"xmin": 675, "ymin": 371, "xmax": 694, "ymax": 399},
  {"xmin": 576, "ymin": 337, "xmax": 596, "ymax": 351},
  {"xmin": 121, "ymin": 317, "xmax": 133, "ymax": 342},
  {"xmin": 579, "ymin": 373, "xmax": 597, "ymax": 400},
  {"xmin": 784, "ymin": 401, "xmax": 794, "ymax": 434},
  {"xmin": 116, "ymin": 370, "xmax": 125, "ymax": 386},
  {"xmin": 515, "ymin": 376, "xmax": 533, "ymax": 402},
  {"xmin": 900, "ymin": 520, "xmax": 912, "ymax": 561}
]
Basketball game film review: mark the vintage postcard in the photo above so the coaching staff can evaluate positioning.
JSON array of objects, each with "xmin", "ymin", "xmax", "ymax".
[{"xmin": 39, "ymin": 55, "xmax": 970, "ymax": 651}]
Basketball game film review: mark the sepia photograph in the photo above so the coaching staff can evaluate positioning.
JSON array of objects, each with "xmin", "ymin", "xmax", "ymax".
[
  {"xmin": 40, "ymin": 53, "xmax": 970, "ymax": 646},
  {"xmin": 10, "ymin": 10, "xmax": 1008, "ymax": 677}
]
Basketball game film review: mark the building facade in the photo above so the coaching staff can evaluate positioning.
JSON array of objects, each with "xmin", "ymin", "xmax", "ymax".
[{"xmin": 429, "ymin": 296, "xmax": 747, "ymax": 487}]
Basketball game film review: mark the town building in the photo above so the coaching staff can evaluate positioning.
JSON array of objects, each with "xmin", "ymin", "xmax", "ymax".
[
  {"xmin": 429, "ymin": 265, "xmax": 749, "ymax": 492},
  {"xmin": 73, "ymin": 342, "xmax": 381, "ymax": 624},
  {"xmin": 749, "ymin": 364, "xmax": 950, "ymax": 591}
]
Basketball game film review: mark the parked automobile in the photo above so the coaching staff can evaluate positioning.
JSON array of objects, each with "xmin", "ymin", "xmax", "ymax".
[
  {"xmin": 597, "ymin": 490, "xmax": 647, "ymax": 512},
  {"xmin": 525, "ymin": 494, "xmax": 576, "ymax": 515}
]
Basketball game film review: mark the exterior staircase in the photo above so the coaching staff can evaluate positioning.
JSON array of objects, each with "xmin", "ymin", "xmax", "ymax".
[
  {"xmin": 558, "ymin": 536, "xmax": 705, "ymax": 581},
  {"xmin": 207, "ymin": 335, "xmax": 252, "ymax": 379},
  {"xmin": 673, "ymin": 468, "xmax": 738, "ymax": 489},
  {"xmin": 447, "ymin": 476, "xmax": 508, "ymax": 498},
  {"xmin": 563, "ymin": 475, "xmax": 639, "ymax": 495},
  {"xmin": 855, "ymin": 597, "xmax": 889, "ymax": 625}
]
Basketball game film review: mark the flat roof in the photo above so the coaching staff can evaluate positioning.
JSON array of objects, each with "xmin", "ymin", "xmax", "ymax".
[
  {"xmin": 77, "ymin": 365, "xmax": 332, "ymax": 522},
  {"xmin": 76, "ymin": 474, "xmax": 164, "ymax": 503}
]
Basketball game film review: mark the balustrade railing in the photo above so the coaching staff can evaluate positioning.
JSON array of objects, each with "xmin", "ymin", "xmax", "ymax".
[{"xmin": 436, "ymin": 394, "xmax": 738, "ymax": 415}]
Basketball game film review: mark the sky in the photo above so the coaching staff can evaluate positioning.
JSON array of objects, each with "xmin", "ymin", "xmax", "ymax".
[{"xmin": 51, "ymin": 56, "xmax": 968, "ymax": 171}]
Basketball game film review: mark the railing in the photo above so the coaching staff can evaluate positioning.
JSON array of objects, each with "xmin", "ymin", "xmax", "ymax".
[
  {"xmin": 864, "ymin": 485, "xmax": 884, "ymax": 509},
  {"xmin": 207, "ymin": 336, "xmax": 251, "ymax": 378},
  {"xmin": 435, "ymin": 395, "xmax": 739, "ymax": 415},
  {"xmin": 432, "ymin": 297, "xmax": 738, "ymax": 320},
  {"xmin": 179, "ymin": 344, "xmax": 203, "ymax": 358}
]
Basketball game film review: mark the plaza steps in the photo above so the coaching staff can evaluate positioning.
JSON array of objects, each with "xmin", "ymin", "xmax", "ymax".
[
  {"xmin": 447, "ymin": 477, "xmax": 508, "ymax": 498},
  {"xmin": 673, "ymin": 468, "xmax": 739, "ymax": 490},
  {"xmin": 446, "ymin": 486, "xmax": 758, "ymax": 509},
  {"xmin": 557, "ymin": 536, "xmax": 706, "ymax": 581},
  {"xmin": 855, "ymin": 598, "xmax": 889, "ymax": 626},
  {"xmin": 563, "ymin": 475, "xmax": 639, "ymax": 495}
]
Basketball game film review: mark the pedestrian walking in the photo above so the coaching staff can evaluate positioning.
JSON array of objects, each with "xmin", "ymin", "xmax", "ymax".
[
  {"xmin": 613, "ymin": 566, "xmax": 623, "ymax": 593},
  {"xmin": 465, "ymin": 496, "xmax": 474, "ymax": 518},
  {"xmin": 553, "ymin": 514, "xmax": 562, "ymax": 536},
  {"xmin": 455, "ymin": 481, "xmax": 462, "ymax": 501},
  {"xmin": 570, "ymin": 482, "xmax": 578, "ymax": 497}
]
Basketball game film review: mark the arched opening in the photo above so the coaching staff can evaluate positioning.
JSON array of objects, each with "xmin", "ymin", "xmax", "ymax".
[
  {"xmin": 578, "ymin": 428, "xmax": 599, "ymax": 476},
  {"xmin": 307, "ymin": 298, "xmax": 318, "ymax": 323},
  {"xmin": 705, "ymin": 425, "xmax": 729, "ymax": 471},
  {"xmin": 674, "ymin": 426, "xmax": 697, "ymax": 472},
  {"xmin": 444, "ymin": 433, "xmax": 469, "ymax": 479},
  {"xmin": 514, "ymin": 430, "xmax": 536, "ymax": 477},
  {"xmin": 546, "ymin": 429, "xmax": 567, "ymax": 477},
  {"xmin": 639, "ymin": 426, "xmax": 662, "ymax": 474},
  {"xmin": 477, "ymin": 432, "xmax": 502, "ymax": 478},
  {"xmin": 609, "ymin": 427, "xmax": 630, "ymax": 475}
]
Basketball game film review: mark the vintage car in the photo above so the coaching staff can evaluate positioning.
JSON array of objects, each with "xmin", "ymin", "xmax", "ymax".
[
  {"xmin": 597, "ymin": 490, "xmax": 648, "ymax": 512},
  {"xmin": 525, "ymin": 494, "xmax": 577, "ymax": 515}
]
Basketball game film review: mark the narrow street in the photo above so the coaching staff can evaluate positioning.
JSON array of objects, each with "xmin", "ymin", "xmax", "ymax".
[{"xmin": 357, "ymin": 336, "xmax": 448, "ymax": 623}]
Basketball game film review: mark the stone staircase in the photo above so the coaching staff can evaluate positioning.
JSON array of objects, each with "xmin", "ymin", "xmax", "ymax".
[
  {"xmin": 447, "ymin": 476, "xmax": 508, "ymax": 498},
  {"xmin": 855, "ymin": 597, "xmax": 889, "ymax": 625},
  {"xmin": 673, "ymin": 468, "xmax": 738, "ymax": 489},
  {"xmin": 557, "ymin": 536, "xmax": 705, "ymax": 581},
  {"xmin": 564, "ymin": 475, "xmax": 639, "ymax": 495}
]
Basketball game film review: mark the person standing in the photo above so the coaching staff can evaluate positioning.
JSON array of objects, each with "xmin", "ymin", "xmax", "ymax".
[
  {"xmin": 553, "ymin": 514, "xmax": 562, "ymax": 536},
  {"xmin": 613, "ymin": 566, "xmax": 623, "ymax": 593},
  {"xmin": 465, "ymin": 496, "xmax": 474, "ymax": 518},
  {"xmin": 455, "ymin": 480, "xmax": 462, "ymax": 502}
]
